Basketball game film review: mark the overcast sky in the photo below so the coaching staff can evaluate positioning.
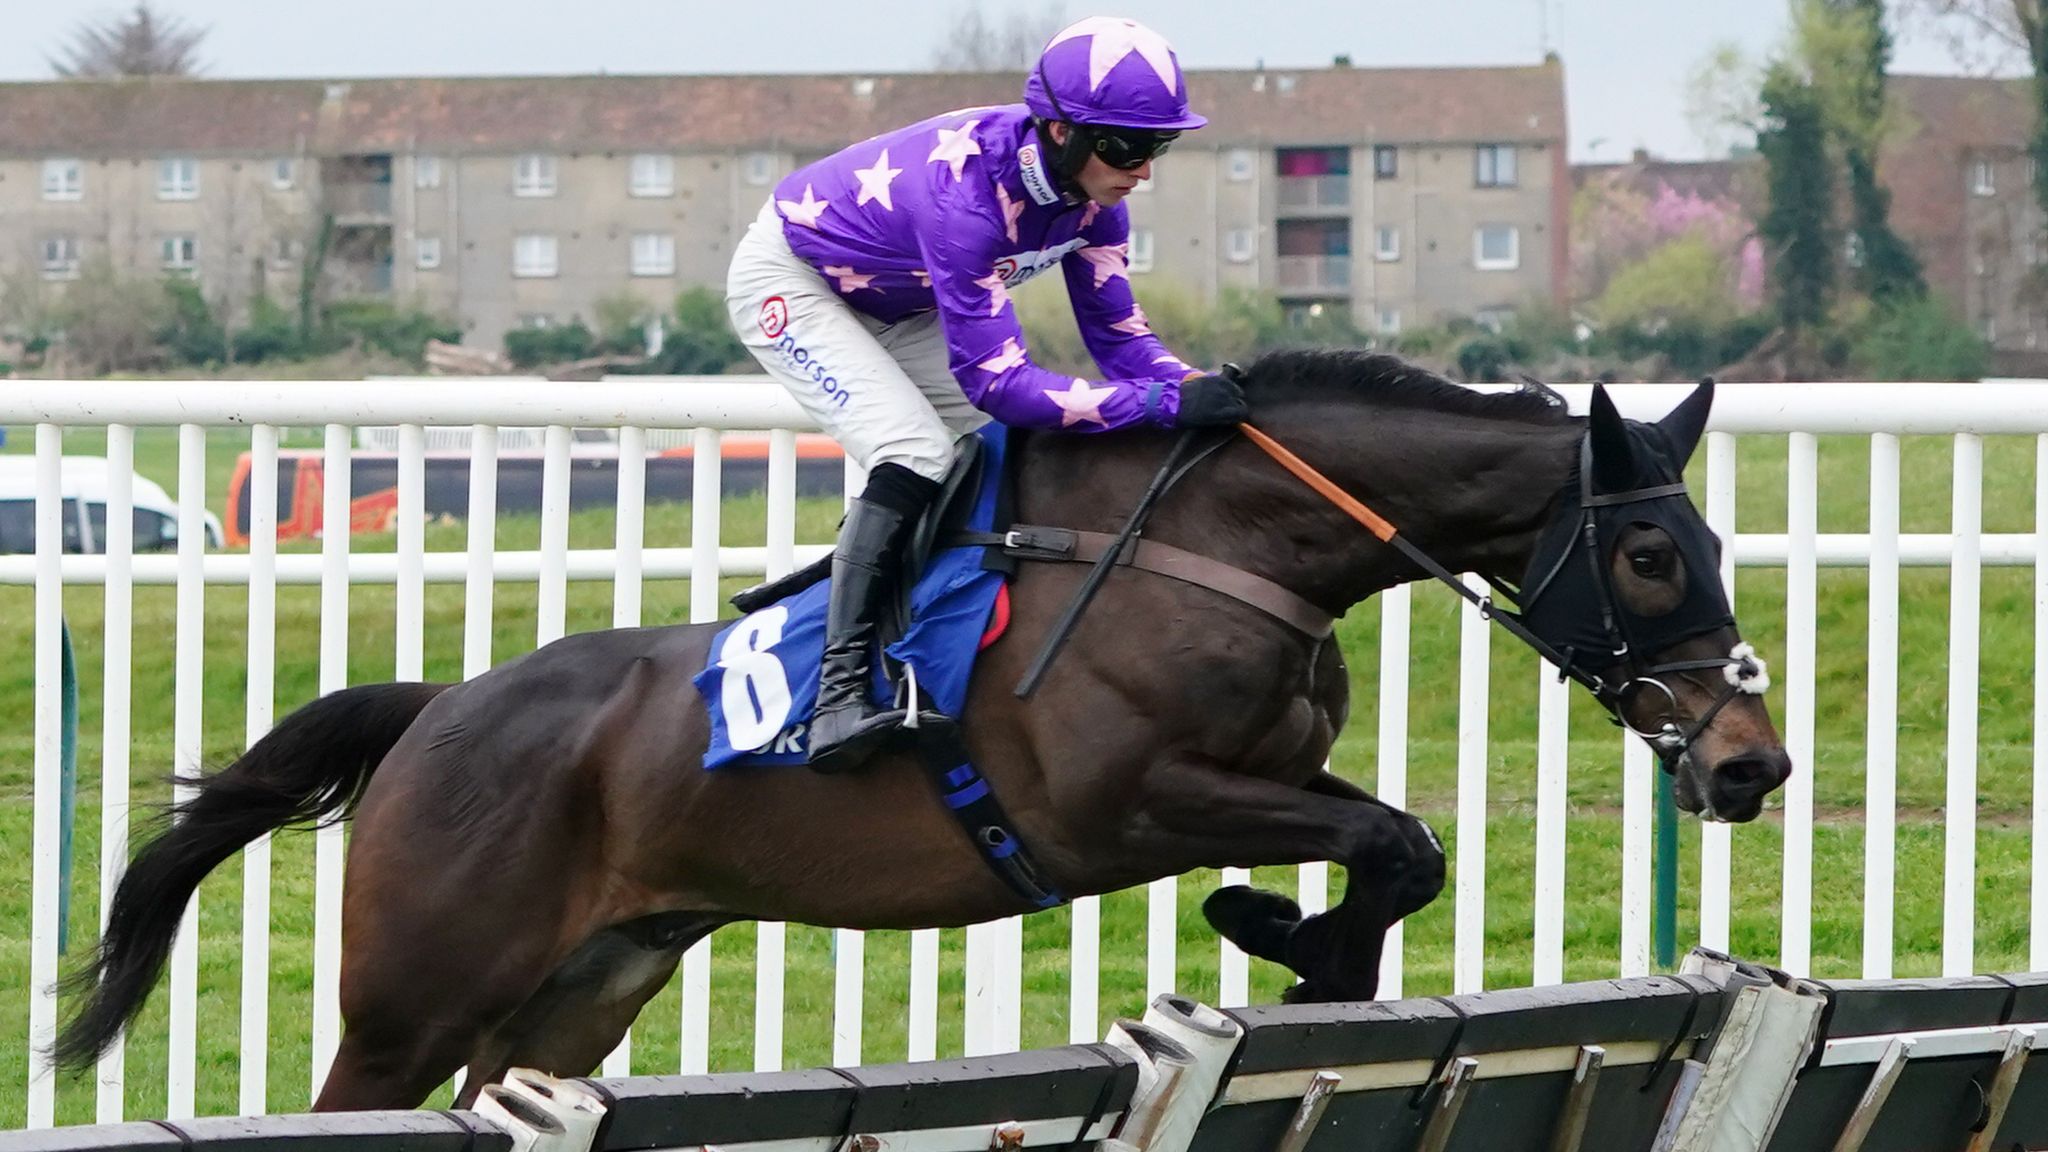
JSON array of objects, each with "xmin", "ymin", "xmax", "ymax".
[{"xmin": 0, "ymin": 0, "xmax": 2011, "ymax": 163}]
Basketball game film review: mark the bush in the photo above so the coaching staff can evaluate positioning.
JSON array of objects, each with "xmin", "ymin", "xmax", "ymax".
[
  {"xmin": 1587, "ymin": 313, "xmax": 1772, "ymax": 379},
  {"xmin": 319, "ymin": 299, "xmax": 462, "ymax": 364},
  {"xmin": 232, "ymin": 293, "xmax": 303, "ymax": 364},
  {"xmin": 158, "ymin": 278, "xmax": 226, "ymax": 366},
  {"xmin": 504, "ymin": 321, "xmax": 594, "ymax": 369},
  {"xmin": 1848, "ymin": 296, "xmax": 1988, "ymax": 382},
  {"xmin": 646, "ymin": 287, "xmax": 748, "ymax": 374}
]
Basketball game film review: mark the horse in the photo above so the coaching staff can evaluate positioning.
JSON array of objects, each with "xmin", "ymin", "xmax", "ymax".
[{"xmin": 53, "ymin": 349, "xmax": 1791, "ymax": 1111}]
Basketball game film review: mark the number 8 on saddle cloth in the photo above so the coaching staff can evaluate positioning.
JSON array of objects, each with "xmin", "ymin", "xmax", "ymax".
[{"xmin": 695, "ymin": 426, "xmax": 1011, "ymax": 769}]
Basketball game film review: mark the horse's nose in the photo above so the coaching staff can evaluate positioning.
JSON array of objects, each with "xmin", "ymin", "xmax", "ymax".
[{"xmin": 1718, "ymin": 748, "xmax": 1792, "ymax": 802}]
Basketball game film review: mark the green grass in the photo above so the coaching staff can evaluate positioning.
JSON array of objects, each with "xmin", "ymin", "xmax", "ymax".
[{"xmin": 0, "ymin": 424, "xmax": 2043, "ymax": 1124}]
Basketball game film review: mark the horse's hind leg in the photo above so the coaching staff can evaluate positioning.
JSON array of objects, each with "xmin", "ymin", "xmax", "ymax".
[{"xmin": 455, "ymin": 914, "xmax": 728, "ymax": 1106}]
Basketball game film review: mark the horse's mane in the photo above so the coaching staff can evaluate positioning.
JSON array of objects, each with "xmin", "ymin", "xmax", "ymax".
[{"xmin": 1242, "ymin": 348, "xmax": 1572, "ymax": 426}]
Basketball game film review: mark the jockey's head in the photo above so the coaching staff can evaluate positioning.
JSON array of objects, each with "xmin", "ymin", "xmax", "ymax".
[{"xmin": 1024, "ymin": 16, "xmax": 1207, "ymax": 189}]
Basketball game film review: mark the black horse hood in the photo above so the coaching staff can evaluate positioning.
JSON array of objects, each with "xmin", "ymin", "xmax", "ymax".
[{"xmin": 1515, "ymin": 385, "xmax": 1733, "ymax": 669}]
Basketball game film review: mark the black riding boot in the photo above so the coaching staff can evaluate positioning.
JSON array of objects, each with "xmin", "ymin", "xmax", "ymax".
[{"xmin": 807, "ymin": 466, "xmax": 937, "ymax": 772}]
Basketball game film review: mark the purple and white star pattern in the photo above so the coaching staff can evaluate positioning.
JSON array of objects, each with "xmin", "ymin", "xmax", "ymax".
[
  {"xmin": 769, "ymin": 104, "xmax": 1193, "ymax": 433},
  {"xmin": 1045, "ymin": 16, "xmax": 1181, "ymax": 95}
]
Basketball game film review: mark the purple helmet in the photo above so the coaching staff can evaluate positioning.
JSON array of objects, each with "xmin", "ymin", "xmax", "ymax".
[{"xmin": 1023, "ymin": 16, "xmax": 1207, "ymax": 131}]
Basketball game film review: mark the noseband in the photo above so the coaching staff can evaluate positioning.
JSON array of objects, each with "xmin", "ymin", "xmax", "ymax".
[{"xmin": 1237, "ymin": 423, "xmax": 1770, "ymax": 764}]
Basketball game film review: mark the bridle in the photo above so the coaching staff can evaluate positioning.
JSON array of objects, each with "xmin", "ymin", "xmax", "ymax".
[{"xmin": 1237, "ymin": 423, "xmax": 1771, "ymax": 764}]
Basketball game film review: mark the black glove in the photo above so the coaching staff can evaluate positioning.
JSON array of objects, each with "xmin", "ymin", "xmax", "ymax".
[{"xmin": 1175, "ymin": 364, "xmax": 1248, "ymax": 428}]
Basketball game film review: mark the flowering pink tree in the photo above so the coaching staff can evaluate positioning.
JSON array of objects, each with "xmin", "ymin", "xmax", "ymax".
[{"xmin": 1574, "ymin": 171, "xmax": 1765, "ymax": 313}]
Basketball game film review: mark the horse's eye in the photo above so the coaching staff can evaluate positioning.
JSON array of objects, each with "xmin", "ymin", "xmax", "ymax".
[{"xmin": 1630, "ymin": 552, "xmax": 1664, "ymax": 578}]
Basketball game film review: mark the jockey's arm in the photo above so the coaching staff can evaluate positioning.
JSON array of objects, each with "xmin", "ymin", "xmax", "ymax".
[
  {"xmin": 919, "ymin": 198, "xmax": 1188, "ymax": 432},
  {"xmin": 1060, "ymin": 207, "xmax": 1196, "ymax": 386}
]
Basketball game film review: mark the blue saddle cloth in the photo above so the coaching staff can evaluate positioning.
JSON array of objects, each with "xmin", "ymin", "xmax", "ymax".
[{"xmin": 695, "ymin": 426, "xmax": 1009, "ymax": 768}]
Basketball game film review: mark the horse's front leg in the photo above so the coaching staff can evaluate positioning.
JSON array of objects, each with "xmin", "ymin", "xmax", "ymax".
[
  {"xmin": 1206, "ymin": 772, "xmax": 1446, "ymax": 1002},
  {"xmin": 1123, "ymin": 760, "xmax": 1443, "ymax": 1002}
]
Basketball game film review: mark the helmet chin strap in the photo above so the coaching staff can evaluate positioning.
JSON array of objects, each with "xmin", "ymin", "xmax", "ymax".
[
  {"xmin": 1031, "ymin": 56, "xmax": 1095, "ymax": 202},
  {"xmin": 1033, "ymin": 119, "xmax": 1089, "ymax": 202}
]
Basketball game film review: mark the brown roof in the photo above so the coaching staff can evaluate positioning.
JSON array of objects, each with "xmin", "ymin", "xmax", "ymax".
[{"xmin": 0, "ymin": 62, "xmax": 1566, "ymax": 156}]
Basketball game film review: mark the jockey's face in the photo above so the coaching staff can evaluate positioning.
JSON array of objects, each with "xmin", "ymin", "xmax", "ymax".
[{"xmin": 1049, "ymin": 122, "xmax": 1153, "ymax": 207}]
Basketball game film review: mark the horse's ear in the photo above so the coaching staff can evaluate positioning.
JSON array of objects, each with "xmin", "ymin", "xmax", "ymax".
[
  {"xmin": 1587, "ymin": 383, "xmax": 1637, "ymax": 492},
  {"xmin": 1657, "ymin": 376, "xmax": 1715, "ymax": 466}
]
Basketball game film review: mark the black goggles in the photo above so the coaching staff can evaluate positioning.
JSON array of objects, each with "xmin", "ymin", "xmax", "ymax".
[{"xmin": 1079, "ymin": 125, "xmax": 1179, "ymax": 170}]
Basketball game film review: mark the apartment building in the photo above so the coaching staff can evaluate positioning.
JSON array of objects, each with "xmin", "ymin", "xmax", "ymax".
[{"xmin": 0, "ymin": 62, "xmax": 1567, "ymax": 352}]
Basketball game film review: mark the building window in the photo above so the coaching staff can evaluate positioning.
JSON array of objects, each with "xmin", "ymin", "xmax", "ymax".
[
  {"xmin": 157, "ymin": 157, "xmax": 200, "ymax": 200},
  {"xmin": 417, "ymin": 236, "xmax": 443, "ymax": 270},
  {"xmin": 1377, "ymin": 306, "xmax": 1402, "ymax": 334},
  {"xmin": 41, "ymin": 236, "xmax": 81, "ymax": 280},
  {"xmin": 519, "ymin": 313, "xmax": 554, "ymax": 329},
  {"xmin": 416, "ymin": 155, "xmax": 443, "ymax": 189},
  {"xmin": 513, "ymin": 234, "xmax": 559, "ymax": 278},
  {"xmin": 630, "ymin": 153, "xmax": 675, "ymax": 197},
  {"xmin": 41, "ymin": 159, "xmax": 83, "ymax": 201},
  {"xmin": 631, "ymin": 232, "xmax": 677, "ymax": 276},
  {"xmin": 1225, "ymin": 228, "xmax": 1255, "ymax": 263},
  {"xmin": 1373, "ymin": 145, "xmax": 1398, "ymax": 180},
  {"xmin": 1226, "ymin": 149, "xmax": 1255, "ymax": 182},
  {"xmin": 743, "ymin": 152, "xmax": 777, "ymax": 186},
  {"xmin": 514, "ymin": 154, "xmax": 557, "ymax": 197},
  {"xmin": 1985, "ymin": 315, "xmax": 1998, "ymax": 343},
  {"xmin": 1474, "ymin": 224, "xmax": 1520, "ymax": 270},
  {"xmin": 272, "ymin": 158, "xmax": 295, "ymax": 190},
  {"xmin": 1475, "ymin": 144, "xmax": 1518, "ymax": 188},
  {"xmin": 270, "ymin": 236, "xmax": 302, "ymax": 266},
  {"xmin": 1128, "ymin": 228, "xmax": 1156, "ymax": 274},
  {"xmin": 160, "ymin": 234, "xmax": 198, "ymax": 275},
  {"xmin": 1972, "ymin": 159, "xmax": 1996, "ymax": 196},
  {"xmin": 1375, "ymin": 224, "xmax": 1401, "ymax": 262}
]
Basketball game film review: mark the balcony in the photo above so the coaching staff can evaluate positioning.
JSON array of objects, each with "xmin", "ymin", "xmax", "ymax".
[
  {"xmin": 328, "ymin": 181, "xmax": 393, "ymax": 224},
  {"xmin": 1276, "ymin": 254, "xmax": 1352, "ymax": 295},
  {"xmin": 1276, "ymin": 174, "xmax": 1351, "ymax": 213}
]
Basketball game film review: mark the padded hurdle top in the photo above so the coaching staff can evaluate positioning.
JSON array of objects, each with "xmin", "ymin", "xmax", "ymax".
[
  {"xmin": 1766, "ymin": 970, "xmax": 2048, "ymax": 1152},
  {"xmin": 0, "ymin": 1113, "xmax": 511, "ymax": 1152},
  {"xmin": 1191, "ymin": 976, "xmax": 1727, "ymax": 1152},
  {"xmin": 588, "ymin": 1043, "xmax": 1137, "ymax": 1150}
]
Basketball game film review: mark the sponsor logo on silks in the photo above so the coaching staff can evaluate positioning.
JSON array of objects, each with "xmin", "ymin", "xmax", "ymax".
[
  {"xmin": 767, "ymin": 722, "xmax": 808, "ymax": 756},
  {"xmin": 1018, "ymin": 142, "xmax": 1062, "ymax": 206},
  {"xmin": 759, "ymin": 295, "xmax": 789, "ymax": 338},
  {"xmin": 992, "ymin": 238, "xmax": 1088, "ymax": 286},
  {"xmin": 773, "ymin": 332, "xmax": 853, "ymax": 408}
]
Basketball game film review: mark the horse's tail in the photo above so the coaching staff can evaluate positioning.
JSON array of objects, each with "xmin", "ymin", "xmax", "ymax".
[{"xmin": 52, "ymin": 680, "xmax": 453, "ymax": 1070}]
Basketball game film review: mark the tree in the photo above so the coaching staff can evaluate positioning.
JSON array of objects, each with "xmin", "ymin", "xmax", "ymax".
[
  {"xmin": 1595, "ymin": 234, "xmax": 1743, "ymax": 330},
  {"xmin": 49, "ymin": 2, "xmax": 208, "ymax": 78},
  {"xmin": 1757, "ymin": 64, "xmax": 1838, "ymax": 336},
  {"xmin": 1829, "ymin": 0, "xmax": 1925, "ymax": 303},
  {"xmin": 930, "ymin": 2, "xmax": 1066, "ymax": 70}
]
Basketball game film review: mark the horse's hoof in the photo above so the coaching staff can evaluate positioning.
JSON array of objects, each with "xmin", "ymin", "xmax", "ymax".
[
  {"xmin": 1280, "ymin": 979, "xmax": 1333, "ymax": 1005},
  {"xmin": 1201, "ymin": 886, "xmax": 1302, "ymax": 964}
]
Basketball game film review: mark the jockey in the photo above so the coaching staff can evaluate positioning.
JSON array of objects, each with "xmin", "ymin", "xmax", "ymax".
[{"xmin": 726, "ymin": 15, "xmax": 1249, "ymax": 773}]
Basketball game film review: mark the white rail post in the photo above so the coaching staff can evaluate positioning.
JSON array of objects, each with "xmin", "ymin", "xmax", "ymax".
[
  {"xmin": 167, "ymin": 424, "xmax": 206, "ymax": 1119},
  {"xmin": 1944, "ymin": 434, "xmax": 1983, "ymax": 977},
  {"xmin": 1377, "ymin": 584, "xmax": 1411, "ymax": 999},
  {"xmin": 97, "ymin": 424, "xmax": 136, "ymax": 1123},
  {"xmin": 1866, "ymin": 433, "xmax": 1901, "ymax": 979},
  {"xmin": 1782, "ymin": 432, "xmax": 1818, "ymax": 976},
  {"xmin": 241, "ymin": 424, "xmax": 280, "ymax": 1115},
  {"xmin": 312, "ymin": 423, "xmax": 352, "ymax": 1102}
]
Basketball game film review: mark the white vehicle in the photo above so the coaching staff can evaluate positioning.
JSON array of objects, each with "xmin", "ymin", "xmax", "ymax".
[{"xmin": 0, "ymin": 456, "xmax": 226, "ymax": 554}]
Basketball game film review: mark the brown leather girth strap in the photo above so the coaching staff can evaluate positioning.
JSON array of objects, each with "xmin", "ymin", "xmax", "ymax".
[{"xmin": 982, "ymin": 525, "xmax": 1336, "ymax": 639}]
